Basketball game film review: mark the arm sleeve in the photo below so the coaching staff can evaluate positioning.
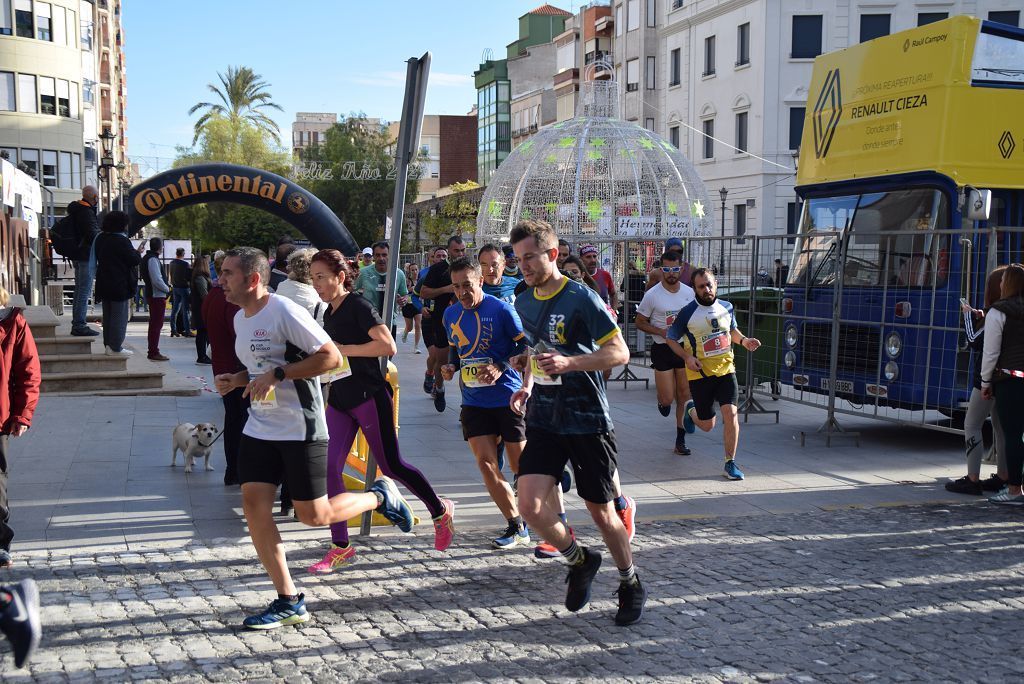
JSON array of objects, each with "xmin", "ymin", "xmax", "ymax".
[
  {"xmin": 148, "ymin": 258, "xmax": 171, "ymax": 296},
  {"xmin": 194, "ymin": 276, "xmax": 209, "ymax": 300},
  {"xmin": 7, "ymin": 317, "xmax": 40, "ymax": 428},
  {"xmin": 583, "ymin": 289, "xmax": 620, "ymax": 346},
  {"xmin": 397, "ymin": 270, "xmax": 408, "ymax": 297},
  {"xmin": 636, "ymin": 289, "xmax": 656, "ymax": 318},
  {"xmin": 727, "ymin": 302, "xmax": 738, "ymax": 330},
  {"xmin": 122, "ymin": 237, "xmax": 142, "ymax": 267},
  {"xmin": 980, "ymin": 308, "xmax": 1005, "ymax": 387},
  {"xmin": 280, "ymin": 299, "xmax": 333, "ymax": 355},
  {"xmin": 666, "ymin": 301, "xmax": 696, "ymax": 343},
  {"xmin": 355, "ymin": 296, "xmax": 385, "ymax": 329},
  {"xmin": 502, "ymin": 304, "xmax": 528, "ymax": 358}
]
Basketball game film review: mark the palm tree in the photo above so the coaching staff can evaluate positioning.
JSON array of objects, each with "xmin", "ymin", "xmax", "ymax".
[{"xmin": 188, "ymin": 66, "xmax": 284, "ymax": 145}]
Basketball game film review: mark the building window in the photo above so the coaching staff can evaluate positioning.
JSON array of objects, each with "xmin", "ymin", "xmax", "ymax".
[
  {"xmin": 789, "ymin": 107, "xmax": 805, "ymax": 151},
  {"xmin": 859, "ymin": 14, "xmax": 890, "ymax": 42},
  {"xmin": 20, "ymin": 149, "xmax": 38, "ymax": 178},
  {"xmin": 737, "ymin": 23, "xmax": 750, "ymax": 66},
  {"xmin": 704, "ymin": 35, "xmax": 715, "ymax": 76},
  {"xmin": 669, "ymin": 47, "xmax": 680, "ymax": 85},
  {"xmin": 80, "ymin": 11, "xmax": 90, "ymax": 50},
  {"xmin": 42, "ymin": 149, "xmax": 56, "ymax": 187},
  {"xmin": 64, "ymin": 6, "xmax": 73, "ymax": 45},
  {"xmin": 672, "ymin": 0, "xmax": 683, "ymax": 8},
  {"xmin": 669, "ymin": 125, "xmax": 680, "ymax": 149},
  {"xmin": 17, "ymin": 74, "xmax": 35, "ymax": 113},
  {"xmin": 645, "ymin": 117, "xmax": 655, "ymax": 131},
  {"xmin": 35, "ymin": 1, "xmax": 50, "ymax": 41},
  {"xmin": 791, "ymin": 15, "xmax": 823, "ymax": 58},
  {"xmin": 51, "ymin": 3, "xmax": 64, "ymax": 44},
  {"xmin": 989, "ymin": 11, "xmax": 1020, "ymax": 27},
  {"xmin": 735, "ymin": 112, "xmax": 748, "ymax": 153},
  {"xmin": 14, "ymin": 0, "xmax": 32, "ymax": 38},
  {"xmin": 71, "ymin": 152, "xmax": 81, "ymax": 188},
  {"xmin": 0, "ymin": 72, "xmax": 13, "ymax": 112},
  {"xmin": 646, "ymin": 0, "xmax": 655, "ymax": 27},
  {"xmin": 702, "ymin": 119, "xmax": 714, "ymax": 159},
  {"xmin": 38, "ymin": 76, "xmax": 55, "ymax": 115},
  {"xmin": 787, "ymin": 202, "xmax": 801, "ymax": 244},
  {"xmin": 645, "ymin": 56, "xmax": 656, "ymax": 90},
  {"xmin": 626, "ymin": 58, "xmax": 639, "ymax": 91},
  {"xmin": 0, "ymin": 0, "xmax": 11, "ymax": 35},
  {"xmin": 734, "ymin": 203, "xmax": 746, "ymax": 242},
  {"xmin": 627, "ymin": 0, "xmax": 639, "ymax": 31},
  {"xmin": 58, "ymin": 151, "xmax": 71, "ymax": 188},
  {"xmin": 57, "ymin": 78, "xmax": 69, "ymax": 116},
  {"xmin": 615, "ymin": 3, "xmax": 622, "ymax": 37},
  {"xmin": 918, "ymin": 12, "xmax": 948, "ymax": 27}
]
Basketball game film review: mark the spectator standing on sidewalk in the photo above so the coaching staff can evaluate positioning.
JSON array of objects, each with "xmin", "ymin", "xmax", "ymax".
[
  {"xmin": 0, "ymin": 286, "xmax": 40, "ymax": 568},
  {"xmin": 93, "ymin": 210, "xmax": 144, "ymax": 357},
  {"xmin": 982, "ymin": 263, "xmax": 1024, "ymax": 505},
  {"xmin": 140, "ymin": 237, "xmax": 171, "ymax": 361},
  {"xmin": 191, "ymin": 255, "xmax": 213, "ymax": 365},
  {"xmin": 68, "ymin": 185, "xmax": 100, "ymax": 336},
  {"xmin": 203, "ymin": 253, "xmax": 245, "ymax": 486},
  {"xmin": 168, "ymin": 248, "xmax": 193, "ymax": 338},
  {"xmin": 269, "ymin": 240, "xmax": 296, "ymax": 292}
]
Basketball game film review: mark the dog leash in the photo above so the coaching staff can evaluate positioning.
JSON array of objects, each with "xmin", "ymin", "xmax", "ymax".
[{"xmin": 199, "ymin": 430, "xmax": 226, "ymax": 448}]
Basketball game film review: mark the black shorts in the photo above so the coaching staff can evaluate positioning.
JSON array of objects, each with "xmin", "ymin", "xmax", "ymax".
[
  {"xmin": 428, "ymin": 315, "xmax": 448, "ymax": 349},
  {"xmin": 689, "ymin": 373, "xmax": 739, "ymax": 420},
  {"xmin": 238, "ymin": 435, "xmax": 328, "ymax": 501},
  {"xmin": 421, "ymin": 314, "xmax": 436, "ymax": 347},
  {"xmin": 461, "ymin": 404, "xmax": 527, "ymax": 442},
  {"xmin": 650, "ymin": 342, "xmax": 686, "ymax": 372},
  {"xmin": 519, "ymin": 428, "xmax": 618, "ymax": 504},
  {"xmin": 401, "ymin": 302, "xmax": 421, "ymax": 319}
]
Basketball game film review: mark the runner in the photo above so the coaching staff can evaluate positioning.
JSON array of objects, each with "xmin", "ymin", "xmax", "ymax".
[
  {"xmin": 307, "ymin": 250, "xmax": 454, "ymax": 574},
  {"xmin": 510, "ymin": 219, "xmax": 647, "ymax": 626},
  {"xmin": 579, "ymin": 244, "xmax": 619, "ymax": 314},
  {"xmin": 214, "ymin": 247, "xmax": 416, "ymax": 629},
  {"xmin": 502, "ymin": 244, "xmax": 523, "ymax": 280},
  {"xmin": 353, "ymin": 241, "xmax": 408, "ymax": 337},
  {"xmin": 666, "ymin": 268, "xmax": 761, "ymax": 481},
  {"xmin": 645, "ymin": 237, "xmax": 687, "ymax": 292},
  {"xmin": 478, "ymin": 243, "xmax": 519, "ymax": 304},
  {"xmin": 437, "ymin": 256, "xmax": 530, "ymax": 549},
  {"xmin": 634, "ymin": 250, "xmax": 695, "ymax": 455},
  {"xmin": 418, "ymin": 235, "xmax": 467, "ymax": 412},
  {"xmin": 556, "ymin": 239, "xmax": 572, "ymax": 270},
  {"xmin": 418, "ymin": 247, "xmax": 447, "ymax": 394}
]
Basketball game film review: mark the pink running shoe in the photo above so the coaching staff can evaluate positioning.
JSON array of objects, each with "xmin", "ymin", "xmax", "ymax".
[
  {"xmin": 307, "ymin": 543, "xmax": 356, "ymax": 574},
  {"xmin": 617, "ymin": 496, "xmax": 636, "ymax": 543},
  {"xmin": 433, "ymin": 498, "xmax": 455, "ymax": 551}
]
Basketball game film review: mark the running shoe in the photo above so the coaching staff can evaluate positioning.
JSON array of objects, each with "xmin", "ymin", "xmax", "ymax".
[
  {"xmin": 724, "ymin": 460, "xmax": 745, "ymax": 481},
  {"xmin": 617, "ymin": 496, "xmax": 636, "ymax": 543},
  {"xmin": 944, "ymin": 476, "xmax": 982, "ymax": 496},
  {"xmin": 423, "ymin": 373, "xmax": 434, "ymax": 394},
  {"xmin": 981, "ymin": 474, "xmax": 1007, "ymax": 492},
  {"xmin": 242, "ymin": 594, "xmax": 310, "ymax": 629},
  {"xmin": 415, "ymin": 348, "xmax": 422, "ymax": 354},
  {"xmin": 564, "ymin": 547, "xmax": 602, "ymax": 612},
  {"xmin": 614, "ymin": 577, "xmax": 647, "ymax": 626},
  {"xmin": 492, "ymin": 522, "xmax": 530, "ymax": 549},
  {"xmin": 534, "ymin": 527, "xmax": 574, "ymax": 559},
  {"xmin": 682, "ymin": 399, "xmax": 696, "ymax": 434},
  {"xmin": 989, "ymin": 489, "xmax": 1024, "ymax": 505},
  {"xmin": 674, "ymin": 429, "xmax": 691, "ymax": 456},
  {"xmin": 657, "ymin": 403, "xmax": 671, "ymax": 417},
  {"xmin": 432, "ymin": 387, "xmax": 446, "ymax": 412},
  {"xmin": 0, "ymin": 579, "xmax": 40, "ymax": 668},
  {"xmin": 496, "ymin": 440, "xmax": 506, "ymax": 473},
  {"xmin": 307, "ymin": 543, "xmax": 357, "ymax": 574},
  {"xmin": 560, "ymin": 468, "xmax": 572, "ymax": 493},
  {"xmin": 433, "ymin": 498, "xmax": 456, "ymax": 551},
  {"xmin": 402, "ymin": 330, "xmax": 409, "ymax": 343},
  {"xmin": 369, "ymin": 476, "xmax": 415, "ymax": 532}
]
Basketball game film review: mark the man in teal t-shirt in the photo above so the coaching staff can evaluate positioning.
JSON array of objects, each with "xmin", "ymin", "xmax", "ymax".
[{"xmin": 354, "ymin": 241, "xmax": 407, "ymax": 332}]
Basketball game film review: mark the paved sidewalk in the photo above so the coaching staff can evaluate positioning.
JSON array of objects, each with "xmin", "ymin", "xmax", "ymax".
[{"xmin": 3, "ymin": 319, "xmax": 1020, "ymax": 680}]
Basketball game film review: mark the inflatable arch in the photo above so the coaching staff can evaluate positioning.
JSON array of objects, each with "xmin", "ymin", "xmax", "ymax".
[{"xmin": 125, "ymin": 162, "xmax": 358, "ymax": 255}]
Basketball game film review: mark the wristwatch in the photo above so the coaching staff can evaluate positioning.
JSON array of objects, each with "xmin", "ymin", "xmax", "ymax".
[{"xmin": 273, "ymin": 366, "xmax": 286, "ymax": 382}]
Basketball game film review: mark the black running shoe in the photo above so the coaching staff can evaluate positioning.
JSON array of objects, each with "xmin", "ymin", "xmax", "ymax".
[
  {"xmin": 0, "ymin": 579, "xmax": 41, "ymax": 668},
  {"xmin": 981, "ymin": 474, "xmax": 1007, "ymax": 492},
  {"xmin": 657, "ymin": 403, "xmax": 671, "ymax": 417},
  {"xmin": 423, "ymin": 374, "xmax": 434, "ymax": 394},
  {"xmin": 433, "ymin": 387, "xmax": 446, "ymax": 412},
  {"xmin": 674, "ymin": 429, "xmax": 691, "ymax": 456},
  {"xmin": 944, "ymin": 476, "xmax": 982, "ymax": 495},
  {"xmin": 564, "ymin": 548, "xmax": 602, "ymax": 612},
  {"xmin": 614, "ymin": 577, "xmax": 647, "ymax": 626}
]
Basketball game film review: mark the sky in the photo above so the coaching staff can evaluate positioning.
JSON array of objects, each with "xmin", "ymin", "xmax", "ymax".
[{"xmin": 124, "ymin": 0, "xmax": 564, "ymax": 178}]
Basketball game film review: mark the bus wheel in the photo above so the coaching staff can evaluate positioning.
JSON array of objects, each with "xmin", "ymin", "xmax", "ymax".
[{"xmin": 771, "ymin": 380, "xmax": 782, "ymax": 400}]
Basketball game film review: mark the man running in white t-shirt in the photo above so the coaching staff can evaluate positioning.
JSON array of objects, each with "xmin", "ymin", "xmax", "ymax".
[{"xmin": 214, "ymin": 247, "xmax": 415, "ymax": 629}]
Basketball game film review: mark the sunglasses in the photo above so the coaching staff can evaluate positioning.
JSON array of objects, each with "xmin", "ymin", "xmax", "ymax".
[{"xmin": 661, "ymin": 266, "xmax": 682, "ymax": 273}]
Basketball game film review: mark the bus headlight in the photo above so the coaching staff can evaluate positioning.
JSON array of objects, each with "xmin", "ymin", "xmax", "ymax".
[
  {"xmin": 785, "ymin": 324, "xmax": 798, "ymax": 348},
  {"xmin": 885, "ymin": 331, "xmax": 902, "ymax": 358},
  {"xmin": 784, "ymin": 351, "xmax": 796, "ymax": 368},
  {"xmin": 884, "ymin": 361, "xmax": 899, "ymax": 380}
]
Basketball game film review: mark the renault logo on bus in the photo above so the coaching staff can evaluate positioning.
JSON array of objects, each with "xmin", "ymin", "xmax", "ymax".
[
  {"xmin": 999, "ymin": 130, "xmax": 1016, "ymax": 159},
  {"xmin": 812, "ymin": 69, "xmax": 842, "ymax": 159}
]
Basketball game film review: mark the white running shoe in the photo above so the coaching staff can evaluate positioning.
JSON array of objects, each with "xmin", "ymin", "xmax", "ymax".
[{"xmin": 105, "ymin": 346, "xmax": 133, "ymax": 357}]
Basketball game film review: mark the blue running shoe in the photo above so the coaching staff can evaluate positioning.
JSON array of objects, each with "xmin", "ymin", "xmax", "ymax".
[
  {"xmin": 492, "ymin": 522, "xmax": 530, "ymax": 549},
  {"xmin": 0, "ymin": 579, "xmax": 41, "ymax": 667},
  {"xmin": 496, "ymin": 439, "xmax": 506, "ymax": 473},
  {"xmin": 243, "ymin": 594, "xmax": 310, "ymax": 629},
  {"xmin": 724, "ymin": 460, "xmax": 745, "ymax": 480},
  {"xmin": 560, "ymin": 468, "xmax": 572, "ymax": 493},
  {"xmin": 423, "ymin": 373, "xmax": 434, "ymax": 394},
  {"xmin": 682, "ymin": 399, "xmax": 696, "ymax": 434},
  {"xmin": 369, "ymin": 476, "xmax": 415, "ymax": 532}
]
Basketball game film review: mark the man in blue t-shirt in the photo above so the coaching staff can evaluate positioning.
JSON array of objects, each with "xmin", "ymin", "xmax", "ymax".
[
  {"xmin": 439, "ymin": 257, "xmax": 531, "ymax": 549},
  {"xmin": 478, "ymin": 243, "xmax": 521, "ymax": 304},
  {"xmin": 510, "ymin": 219, "xmax": 647, "ymax": 626}
]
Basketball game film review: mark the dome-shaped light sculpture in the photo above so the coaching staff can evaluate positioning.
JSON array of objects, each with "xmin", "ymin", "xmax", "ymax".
[{"xmin": 476, "ymin": 79, "xmax": 715, "ymax": 250}]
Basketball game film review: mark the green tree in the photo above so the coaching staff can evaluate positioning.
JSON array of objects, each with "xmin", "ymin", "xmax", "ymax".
[
  {"xmin": 188, "ymin": 66, "xmax": 283, "ymax": 145},
  {"xmin": 420, "ymin": 180, "xmax": 480, "ymax": 247}
]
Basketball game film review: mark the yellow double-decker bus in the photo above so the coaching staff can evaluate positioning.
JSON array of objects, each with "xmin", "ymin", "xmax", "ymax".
[{"xmin": 783, "ymin": 15, "xmax": 1024, "ymax": 420}]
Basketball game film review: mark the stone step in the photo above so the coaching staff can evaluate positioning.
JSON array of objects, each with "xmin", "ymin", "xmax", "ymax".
[
  {"xmin": 40, "ymin": 370, "xmax": 164, "ymax": 393},
  {"xmin": 22, "ymin": 304, "xmax": 60, "ymax": 339},
  {"xmin": 34, "ymin": 337, "xmax": 94, "ymax": 356},
  {"xmin": 39, "ymin": 353, "xmax": 128, "ymax": 374}
]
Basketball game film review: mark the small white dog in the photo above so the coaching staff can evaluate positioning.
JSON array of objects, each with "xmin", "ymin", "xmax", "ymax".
[{"xmin": 171, "ymin": 422, "xmax": 219, "ymax": 473}]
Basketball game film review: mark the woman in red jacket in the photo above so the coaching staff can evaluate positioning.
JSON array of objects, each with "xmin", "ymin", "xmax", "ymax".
[{"xmin": 0, "ymin": 286, "xmax": 41, "ymax": 567}]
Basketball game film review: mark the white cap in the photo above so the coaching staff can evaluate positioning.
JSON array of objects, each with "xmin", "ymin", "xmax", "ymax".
[{"xmin": 361, "ymin": 247, "xmax": 373, "ymax": 256}]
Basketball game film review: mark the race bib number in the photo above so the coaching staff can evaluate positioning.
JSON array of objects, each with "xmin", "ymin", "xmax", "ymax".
[
  {"xmin": 461, "ymin": 357, "xmax": 493, "ymax": 388},
  {"xmin": 701, "ymin": 330, "xmax": 730, "ymax": 357},
  {"xmin": 248, "ymin": 372, "xmax": 279, "ymax": 410},
  {"xmin": 530, "ymin": 355, "xmax": 562, "ymax": 386},
  {"xmin": 322, "ymin": 355, "xmax": 353, "ymax": 383}
]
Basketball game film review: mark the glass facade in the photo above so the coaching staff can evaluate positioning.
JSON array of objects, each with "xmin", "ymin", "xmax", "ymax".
[{"xmin": 477, "ymin": 79, "xmax": 511, "ymax": 182}]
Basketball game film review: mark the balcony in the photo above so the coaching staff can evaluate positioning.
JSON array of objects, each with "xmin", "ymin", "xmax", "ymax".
[{"xmin": 554, "ymin": 68, "xmax": 579, "ymax": 86}]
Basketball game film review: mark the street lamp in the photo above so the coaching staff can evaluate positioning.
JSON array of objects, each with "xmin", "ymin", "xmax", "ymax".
[
  {"xmin": 719, "ymin": 186, "xmax": 728, "ymax": 277},
  {"xmin": 98, "ymin": 127, "xmax": 116, "ymax": 210}
]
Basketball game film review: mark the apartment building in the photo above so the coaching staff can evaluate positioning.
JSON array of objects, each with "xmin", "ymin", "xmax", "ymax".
[
  {"xmin": 292, "ymin": 112, "xmax": 336, "ymax": 157},
  {"xmin": 387, "ymin": 114, "xmax": 477, "ymax": 202}
]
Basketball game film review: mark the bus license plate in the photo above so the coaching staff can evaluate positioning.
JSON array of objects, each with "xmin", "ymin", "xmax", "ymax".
[{"xmin": 821, "ymin": 378, "xmax": 854, "ymax": 393}]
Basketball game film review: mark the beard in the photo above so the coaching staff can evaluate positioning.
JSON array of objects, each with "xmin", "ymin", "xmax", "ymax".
[{"xmin": 696, "ymin": 291, "xmax": 716, "ymax": 306}]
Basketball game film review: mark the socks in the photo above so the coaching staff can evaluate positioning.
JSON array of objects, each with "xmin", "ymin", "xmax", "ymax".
[
  {"xmin": 332, "ymin": 540, "xmax": 350, "ymax": 548},
  {"xmin": 509, "ymin": 516, "xmax": 524, "ymax": 532},
  {"xmin": 372, "ymin": 490, "xmax": 385, "ymax": 509},
  {"xmin": 278, "ymin": 593, "xmax": 299, "ymax": 604},
  {"xmin": 618, "ymin": 564, "xmax": 639, "ymax": 586},
  {"xmin": 613, "ymin": 496, "xmax": 627, "ymax": 512},
  {"xmin": 560, "ymin": 539, "xmax": 586, "ymax": 566}
]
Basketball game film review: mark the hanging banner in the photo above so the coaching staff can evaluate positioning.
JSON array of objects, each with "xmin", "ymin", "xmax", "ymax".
[{"xmin": 1, "ymin": 159, "xmax": 14, "ymax": 208}]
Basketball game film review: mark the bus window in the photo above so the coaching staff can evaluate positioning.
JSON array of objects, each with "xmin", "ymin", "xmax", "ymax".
[{"xmin": 972, "ymin": 28, "xmax": 1024, "ymax": 87}]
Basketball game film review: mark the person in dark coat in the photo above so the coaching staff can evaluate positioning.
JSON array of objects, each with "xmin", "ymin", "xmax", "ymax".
[
  {"xmin": 93, "ymin": 211, "xmax": 144, "ymax": 356},
  {"xmin": 68, "ymin": 186, "xmax": 100, "ymax": 336},
  {"xmin": 191, "ymin": 255, "xmax": 213, "ymax": 365}
]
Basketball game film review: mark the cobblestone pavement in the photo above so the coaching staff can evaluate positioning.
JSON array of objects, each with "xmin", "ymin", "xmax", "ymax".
[{"xmin": 3, "ymin": 502, "xmax": 1023, "ymax": 682}]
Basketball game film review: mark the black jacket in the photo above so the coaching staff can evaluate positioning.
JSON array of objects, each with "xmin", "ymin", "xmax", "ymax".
[
  {"xmin": 94, "ymin": 232, "xmax": 141, "ymax": 301},
  {"xmin": 993, "ymin": 296, "xmax": 1024, "ymax": 374},
  {"xmin": 191, "ymin": 272, "xmax": 211, "ymax": 324},
  {"xmin": 169, "ymin": 258, "xmax": 192, "ymax": 288},
  {"xmin": 66, "ymin": 200, "xmax": 98, "ymax": 262}
]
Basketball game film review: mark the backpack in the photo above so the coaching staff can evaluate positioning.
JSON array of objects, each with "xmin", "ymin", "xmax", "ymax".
[{"xmin": 49, "ymin": 213, "xmax": 80, "ymax": 258}]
